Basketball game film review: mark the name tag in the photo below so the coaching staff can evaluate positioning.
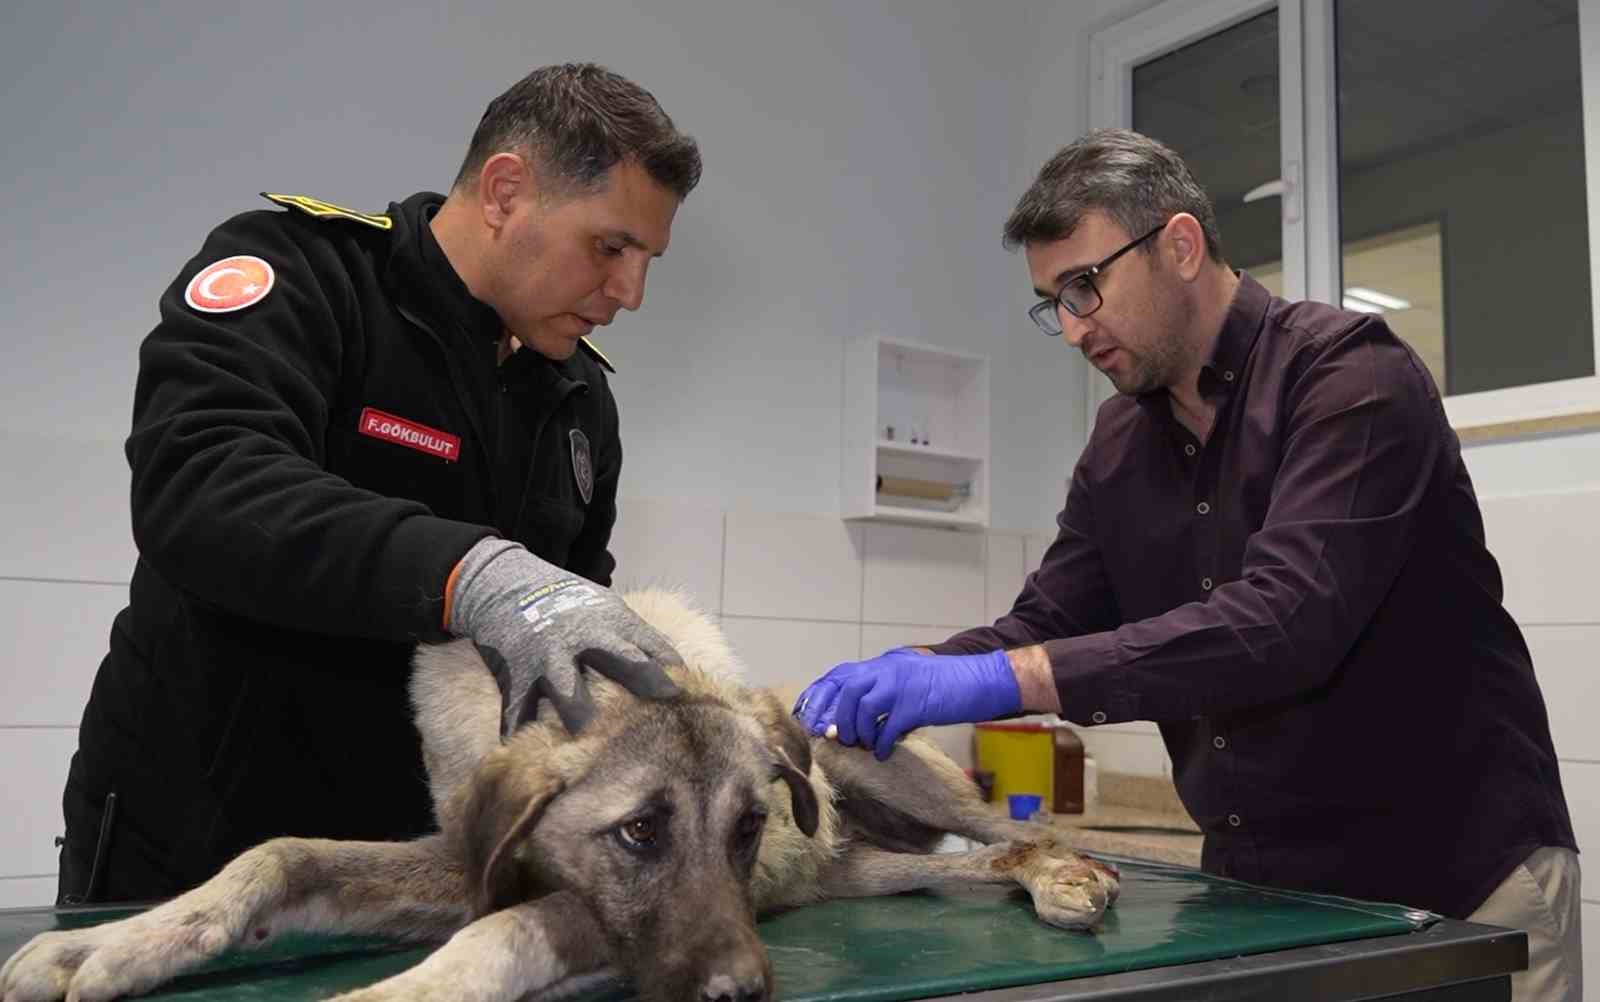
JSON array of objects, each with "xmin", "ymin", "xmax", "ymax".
[{"xmin": 357, "ymin": 408, "xmax": 460, "ymax": 462}]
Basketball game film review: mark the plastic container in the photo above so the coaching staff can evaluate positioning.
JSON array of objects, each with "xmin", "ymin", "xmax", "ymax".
[
  {"xmin": 1007, "ymin": 793, "xmax": 1044, "ymax": 821},
  {"xmin": 973, "ymin": 720, "xmax": 1085, "ymax": 813}
]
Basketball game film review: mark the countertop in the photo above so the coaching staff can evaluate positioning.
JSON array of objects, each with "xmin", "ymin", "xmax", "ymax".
[
  {"xmin": 1047, "ymin": 802, "xmax": 1204, "ymax": 868},
  {"xmin": 1034, "ymin": 770, "xmax": 1204, "ymax": 868}
]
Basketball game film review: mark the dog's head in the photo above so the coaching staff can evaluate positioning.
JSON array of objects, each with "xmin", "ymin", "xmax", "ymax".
[{"xmin": 455, "ymin": 665, "xmax": 818, "ymax": 1002}]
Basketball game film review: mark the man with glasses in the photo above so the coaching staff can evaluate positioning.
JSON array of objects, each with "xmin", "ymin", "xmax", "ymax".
[{"xmin": 795, "ymin": 128, "xmax": 1579, "ymax": 1000}]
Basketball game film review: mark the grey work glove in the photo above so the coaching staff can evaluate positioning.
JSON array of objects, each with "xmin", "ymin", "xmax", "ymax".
[{"xmin": 448, "ymin": 538, "xmax": 683, "ymax": 737}]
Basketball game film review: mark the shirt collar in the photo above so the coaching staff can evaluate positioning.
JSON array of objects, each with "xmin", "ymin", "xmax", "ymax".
[
  {"xmin": 1196, "ymin": 270, "xmax": 1271, "ymax": 398},
  {"xmin": 387, "ymin": 191, "xmax": 505, "ymax": 344},
  {"xmin": 1133, "ymin": 269, "xmax": 1271, "ymax": 420}
]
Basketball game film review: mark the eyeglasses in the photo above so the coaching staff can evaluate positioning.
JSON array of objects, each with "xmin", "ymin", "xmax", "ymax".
[{"xmin": 1027, "ymin": 221, "xmax": 1167, "ymax": 336}]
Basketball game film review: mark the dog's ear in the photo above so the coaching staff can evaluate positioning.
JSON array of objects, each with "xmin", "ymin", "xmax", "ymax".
[
  {"xmin": 746, "ymin": 689, "xmax": 820, "ymax": 837},
  {"xmin": 747, "ymin": 689, "xmax": 813, "ymax": 781},
  {"xmin": 774, "ymin": 749, "xmax": 820, "ymax": 837},
  {"xmin": 459, "ymin": 752, "xmax": 564, "ymax": 916}
]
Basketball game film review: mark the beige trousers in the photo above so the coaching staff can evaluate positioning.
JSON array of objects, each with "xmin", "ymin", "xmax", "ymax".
[{"xmin": 1467, "ymin": 847, "xmax": 1582, "ymax": 1002}]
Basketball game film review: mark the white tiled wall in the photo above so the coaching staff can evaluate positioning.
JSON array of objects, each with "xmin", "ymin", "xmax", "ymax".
[
  {"xmin": 0, "ymin": 431, "xmax": 136, "ymax": 909},
  {"xmin": 0, "ymin": 431, "xmax": 136, "ymax": 584},
  {"xmin": 1479, "ymin": 489, "xmax": 1600, "ymax": 946},
  {"xmin": 721, "ymin": 512, "xmax": 865, "ymax": 622},
  {"xmin": 1478, "ymin": 490, "xmax": 1600, "ymax": 997},
  {"xmin": 862, "ymin": 523, "xmax": 987, "ymax": 627}
]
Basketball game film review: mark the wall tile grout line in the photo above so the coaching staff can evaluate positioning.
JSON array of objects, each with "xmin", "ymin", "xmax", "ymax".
[
  {"xmin": 717, "ymin": 511, "xmax": 729, "ymax": 618},
  {"xmin": 718, "ymin": 614, "xmax": 980, "ymax": 631},
  {"xmin": 857, "ymin": 525, "xmax": 867, "ymax": 627},
  {"xmin": 0, "ymin": 576, "xmax": 128, "ymax": 588}
]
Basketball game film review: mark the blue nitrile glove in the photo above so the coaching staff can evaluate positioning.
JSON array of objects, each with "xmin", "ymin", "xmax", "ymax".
[{"xmin": 792, "ymin": 648, "xmax": 1021, "ymax": 760}]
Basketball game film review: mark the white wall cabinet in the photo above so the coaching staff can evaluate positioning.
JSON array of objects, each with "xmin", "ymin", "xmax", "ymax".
[{"xmin": 841, "ymin": 335, "xmax": 990, "ymax": 530}]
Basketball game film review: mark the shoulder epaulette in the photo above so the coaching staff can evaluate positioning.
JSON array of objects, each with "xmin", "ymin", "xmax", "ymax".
[
  {"xmin": 261, "ymin": 192, "xmax": 392, "ymax": 231},
  {"xmin": 579, "ymin": 337, "xmax": 616, "ymax": 373}
]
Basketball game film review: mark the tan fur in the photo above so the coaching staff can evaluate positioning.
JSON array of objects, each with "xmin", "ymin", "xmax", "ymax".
[{"xmin": 2, "ymin": 589, "xmax": 1117, "ymax": 1002}]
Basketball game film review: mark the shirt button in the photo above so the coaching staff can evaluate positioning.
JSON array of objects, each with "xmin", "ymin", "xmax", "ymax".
[
  {"xmin": 1196, "ymin": 501, "xmax": 1211, "ymax": 515},
  {"xmin": 1213, "ymin": 736, "xmax": 1226, "ymax": 749},
  {"xmin": 1091, "ymin": 710, "xmax": 1107, "ymax": 724},
  {"xmin": 1223, "ymin": 370, "xmax": 1235, "ymax": 382},
  {"xmin": 1228, "ymin": 813, "xmax": 1241, "ymax": 827},
  {"xmin": 1184, "ymin": 444, "xmax": 1197, "ymax": 457},
  {"xmin": 1201, "ymin": 577, "xmax": 1214, "ymax": 591}
]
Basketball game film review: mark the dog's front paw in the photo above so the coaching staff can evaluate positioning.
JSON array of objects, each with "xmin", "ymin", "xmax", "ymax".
[
  {"xmin": 1, "ymin": 926, "xmax": 107, "ymax": 1001},
  {"xmin": 1, "ymin": 908, "xmax": 238, "ymax": 1002}
]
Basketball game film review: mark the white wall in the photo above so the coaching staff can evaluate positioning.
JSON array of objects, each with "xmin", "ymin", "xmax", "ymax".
[{"xmin": 0, "ymin": 0, "xmax": 1083, "ymax": 532}]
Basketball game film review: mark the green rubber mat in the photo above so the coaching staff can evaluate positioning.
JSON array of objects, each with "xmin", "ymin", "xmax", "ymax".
[{"xmin": 0, "ymin": 859, "xmax": 1434, "ymax": 1001}]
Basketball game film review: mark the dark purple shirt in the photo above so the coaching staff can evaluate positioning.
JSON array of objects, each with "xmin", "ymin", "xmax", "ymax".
[{"xmin": 935, "ymin": 273, "xmax": 1574, "ymax": 918}]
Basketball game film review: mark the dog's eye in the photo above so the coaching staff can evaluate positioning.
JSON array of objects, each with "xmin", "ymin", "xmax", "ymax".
[
  {"xmin": 616, "ymin": 817, "xmax": 658, "ymax": 851},
  {"xmin": 736, "ymin": 808, "xmax": 767, "ymax": 844}
]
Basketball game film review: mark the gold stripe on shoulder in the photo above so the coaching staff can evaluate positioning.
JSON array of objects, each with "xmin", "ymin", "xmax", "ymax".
[
  {"xmin": 579, "ymin": 337, "xmax": 616, "ymax": 373},
  {"xmin": 261, "ymin": 192, "xmax": 393, "ymax": 230}
]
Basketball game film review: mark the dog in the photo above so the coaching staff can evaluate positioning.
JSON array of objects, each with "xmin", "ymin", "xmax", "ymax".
[{"xmin": 1, "ymin": 589, "xmax": 1119, "ymax": 1002}]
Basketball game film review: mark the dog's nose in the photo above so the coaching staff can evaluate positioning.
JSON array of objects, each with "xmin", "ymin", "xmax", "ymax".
[{"xmin": 700, "ymin": 972, "xmax": 767, "ymax": 1002}]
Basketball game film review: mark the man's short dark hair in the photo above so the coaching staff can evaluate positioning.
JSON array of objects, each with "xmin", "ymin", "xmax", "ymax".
[
  {"xmin": 454, "ymin": 63, "xmax": 702, "ymax": 201},
  {"xmin": 1003, "ymin": 128, "xmax": 1224, "ymax": 262}
]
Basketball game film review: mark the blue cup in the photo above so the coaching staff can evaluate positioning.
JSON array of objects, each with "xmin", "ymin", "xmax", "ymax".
[{"xmin": 1007, "ymin": 793, "xmax": 1044, "ymax": 821}]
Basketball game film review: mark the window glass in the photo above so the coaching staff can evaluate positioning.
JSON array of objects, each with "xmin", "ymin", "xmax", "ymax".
[
  {"xmin": 1133, "ymin": 11, "xmax": 1283, "ymax": 289},
  {"xmin": 1336, "ymin": 0, "xmax": 1590, "ymax": 394}
]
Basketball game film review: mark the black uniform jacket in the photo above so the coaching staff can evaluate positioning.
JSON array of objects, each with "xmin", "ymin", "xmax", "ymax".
[{"xmin": 67, "ymin": 191, "xmax": 622, "ymax": 896}]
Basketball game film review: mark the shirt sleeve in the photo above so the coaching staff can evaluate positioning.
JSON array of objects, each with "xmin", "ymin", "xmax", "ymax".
[
  {"xmin": 127, "ymin": 211, "xmax": 491, "ymax": 644},
  {"xmin": 566, "ymin": 383, "xmax": 621, "ymax": 587},
  {"xmin": 1041, "ymin": 316, "xmax": 1444, "ymax": 724},
  {"xmin": 929, "ymin": 453, "xmax": 1121, "ymax": 655}
]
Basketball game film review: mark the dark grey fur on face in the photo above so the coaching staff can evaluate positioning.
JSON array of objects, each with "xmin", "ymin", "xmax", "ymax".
[
  {"xmin": 465, "ymin": 696, "xmax": 792, "ymax": 1002},
  {"xmin": 453, "ymin": 62, "xmax": 703, "ymax": 201},
  {"xmin": 1003, "ymin": 127, "xmax": 1224, "ymax": 261}
]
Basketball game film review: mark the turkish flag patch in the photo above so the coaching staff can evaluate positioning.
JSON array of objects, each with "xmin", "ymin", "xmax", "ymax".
[
  {"xmin": 185, "ymin": 255, "xmax": 275, "ymax": 313},
  {"xmin": 358, "ymin": 408, "xmax": 461, "ymax": 462}
]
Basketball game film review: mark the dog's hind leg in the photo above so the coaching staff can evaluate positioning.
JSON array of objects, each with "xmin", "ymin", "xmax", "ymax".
[
  {"xmin": 810, "ymin": 737, "xmax": 1120, "ymax": 927},
  {"xmin": 0, "ymin": 836, "xmax": 468, "ymax": 1002},
  {"xmin": 814, "ymin": 735, "xmax": 1106, "ymax": 848},
  {"xmin": 326, "ymin": 890, "xmax": 612, "ymax": 1002},
  {"xmin": 813, "ymin": 840, "xmax": 1112, "ymax": 930}
]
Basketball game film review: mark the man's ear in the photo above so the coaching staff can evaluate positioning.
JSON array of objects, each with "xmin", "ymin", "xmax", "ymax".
[
  {"xmin": 1165, "ymin": 213, "xmax": 1208, "ymax": 281},
  {"xmin": 477, "ymin": 152, "xmax": 531, "ymax": 232},
  {"xmin": 458, "ymin": 748, "xmax": 564, "ymax": 916}
]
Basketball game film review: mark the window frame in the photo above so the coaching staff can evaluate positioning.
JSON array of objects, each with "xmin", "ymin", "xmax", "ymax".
[{"xmin": 1087, "ymin": 0, "xmax": 1600, "ymax": 441}]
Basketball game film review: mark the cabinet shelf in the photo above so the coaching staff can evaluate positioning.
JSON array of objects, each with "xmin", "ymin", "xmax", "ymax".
[
  {"xmin": 875, "ymin": 440, "xmax": 983, "ymax": 464},
  {"xmin": 842, "ymin": 334, "xmax": 990, "ymax": 530},
  {"xmin": 866, "ymin": 503, "xmax": 989, "ymax": 530}
]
